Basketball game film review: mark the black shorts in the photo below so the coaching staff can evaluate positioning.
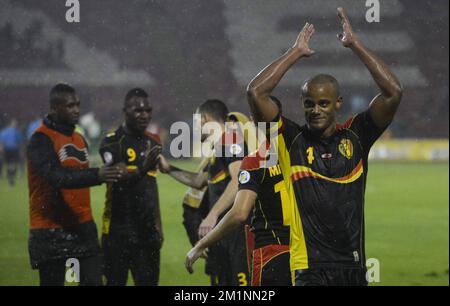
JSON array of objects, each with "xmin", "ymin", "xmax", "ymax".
[
  {"xmin": 102, "ymin": 234, "xmax": 161, "ymax": 286},
  {"xmin": 295, "ymin": 266, "xmax": 368, "ymax": 286},
  {"xmin": 213, "ymin": 224, "xmax": 251, "ymax": 286},
  {"xmin": 4, "ymin": 149, "xmax": 19, "ymax": 163},
  {"xmin": 182, "ymin": 204, "xmax": 202, "ymax": 247},
  {"xmin": 252, "ymin": 245, "xmax": 290, "ymax": 286},
  {"xmin": 28, "ymin": 220, "xmax": 101, "ymax": 269}
]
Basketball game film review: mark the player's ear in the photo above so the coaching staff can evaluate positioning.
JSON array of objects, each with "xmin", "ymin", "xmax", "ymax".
[{"xmin": 336, "ymin": 96, "xmax": 343, "ymax": 110}]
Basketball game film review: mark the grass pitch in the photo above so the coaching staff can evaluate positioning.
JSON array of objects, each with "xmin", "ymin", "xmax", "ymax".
[{"xmin": 0, "ymin": 161, "xmax": 448, "ymax": 286}]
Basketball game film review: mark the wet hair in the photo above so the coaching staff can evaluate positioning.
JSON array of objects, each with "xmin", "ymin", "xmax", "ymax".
[
  {"xmin": 49, "ymin": 83, "xmax": 76, "ymax": 106},
  {"xmin": 125, "ymin": 88, "xmax": 148, "ymax": 102},
  {"xmin": 124, "ymin": 88, "xmax": 149, "ymax": 107},
  {"xmin": 301, "ymin": 74, "xmax": 340, "ymax": 98},
  {"xmin": 198, "ymin": 99, "xmax": 229, "ymax": 123}
]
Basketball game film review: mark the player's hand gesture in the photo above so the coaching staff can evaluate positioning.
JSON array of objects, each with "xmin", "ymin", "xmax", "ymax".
[
  {"xmin": 185, "ymin": 244, "xmax": 207, "ymax": 274},
  {"xmin": 142, "ymin": 143, "xmax": 162, "ymax": 172},
  {"xmin": 98, "ymin": 164, "xmax": 126, "ymax": 183},
  {"xmin": 337, "ymin": 7, "xmax": 358, "ymax": 48},
  {"xmin": 293, "ymin": 22, "xmax": 315, "ymax": 57}
]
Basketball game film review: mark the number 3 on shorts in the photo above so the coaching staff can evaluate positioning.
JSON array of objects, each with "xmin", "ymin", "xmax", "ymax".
[{"xmin": 238, "ymin": 272, "xmax": 248, "ymax": 286}]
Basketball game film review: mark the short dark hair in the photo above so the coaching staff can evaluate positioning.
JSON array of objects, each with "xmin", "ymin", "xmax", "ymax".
[
  {"xmin": 198, "ymin": 99, "xmax": 229, "ymax": 123},
  {"xmin": 49, "ymin": 83, "xmax": 76, "ymax": 106},
  {"xmin": 302, "ymin": 74, "xmax": 340, "ymax": 97},
  {"xmin": 125, "ymin": 88, "xmax": 148, "ymax": 103}
]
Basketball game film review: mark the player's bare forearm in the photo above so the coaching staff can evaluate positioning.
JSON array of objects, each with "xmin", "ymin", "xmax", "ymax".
[
  {"xmin": 208, "ymin": 160, "xmax": 242, "ymax": 218},
  {"xmin": 186, "ymin": 190, "xmax": 256, "ymax": 274},
  {"xmin": 247, "ymin": 48, "xmax": 303, "ymax": 122},
  {"xmin": 247, "ymin": 22, "xmax": 316, "ymax": 123},
  {"xmin": 167, "ymin": 166, "xmax": 207, "ymax": 189},
  {"xmin": 197, "ymin": 205, "xmax": 243, "ymax": 250},
  {"xmin": 351, "ymin": 40, "xmax": 402, "ymax": 102},
  {"xmin": 208, "ymin": 177, "xmax": 239, "ymax": 218},
  {"xmin": 337, "ymin": 7, "xmax": 402, "ymax": 127},
  {"xmin": 198, "ymin": 161, "xmax": 241, "ymax": 238}
]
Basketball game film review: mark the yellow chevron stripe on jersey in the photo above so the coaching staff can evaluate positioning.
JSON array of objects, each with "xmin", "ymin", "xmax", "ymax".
[
  {"xmin": 273, "ymin": 120, "xmax": 309, "ymax": 274},
  {"xmin": 291, "ymin": 160, "xmax": 364, "ymax": 184}
]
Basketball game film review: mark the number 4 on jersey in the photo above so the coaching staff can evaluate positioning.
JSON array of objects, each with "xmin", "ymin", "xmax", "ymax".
[{"xmin": 307, "ymin": 146, "xmax": 314, "ymax": 164}]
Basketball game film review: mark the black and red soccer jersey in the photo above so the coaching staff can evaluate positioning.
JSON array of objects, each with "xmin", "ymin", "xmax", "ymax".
[
  {"xmin": 238, "ymin": 147, "xmax": 290, "ymax": 249},
  {"xmin": 99, "ymin": 126, "xmax": 161, "ymax": 242},
  {"xmin": 238, "ymin": 143, "xmax": 291, "ymax": 286},
  {"xmin": 275, "ymin": 110, "xmax": 385, "ymax": 272}
]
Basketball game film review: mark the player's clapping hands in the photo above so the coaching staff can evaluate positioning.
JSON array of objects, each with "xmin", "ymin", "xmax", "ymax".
[
  {"xmin": 293, "ymin": 22, "xmax": 315, "ymax": 57},
  {"xmin": 142, "ymin": 143, "xmax": 162, "ymax": 173}
]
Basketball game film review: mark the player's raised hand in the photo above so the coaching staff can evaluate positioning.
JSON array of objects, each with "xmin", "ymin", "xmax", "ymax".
[
  {"xmin": 337, "ymin": 7, "xmax": 357, "ymax": 48},
  {"xmin": 142, "ymin": 143, "xmax": 162, "ymax": 172},
  {"xmin": 185, "ymin": 244, "xmax": 207, "ymax": 274},
  {"xmin": 293, "ymin": 22, "xmax": 315, "ymax": 57}
]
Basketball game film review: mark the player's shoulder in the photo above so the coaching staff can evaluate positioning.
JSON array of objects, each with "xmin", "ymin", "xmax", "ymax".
[
  {"xmin": 28, "ymin": 130, "xmax": 52, "ymax": 148},
  {"xmin": 240, "ymin": 142, "xmax": 269, "ymax": 171},
  {"xmin": 73, "ymin": 129, "xmax": 87, "ymax": 141},
  {"xmin": 336, "ymin": 115, "xmax": 358, "ymax": 131},
  {"xmin": 281, "ymin": 115, "xmax": 302, "ymax": 132},
  {"xmin": 336, "ymin": 111, "xmax": 376, "ymax": 134},
  {"xmin": 100, "ymin": 127, "xmax": 123, "ymax": 147}
]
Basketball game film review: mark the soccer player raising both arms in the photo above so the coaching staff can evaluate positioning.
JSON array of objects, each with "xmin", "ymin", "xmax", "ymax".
[{"xmin": 246, "ymin": 7, "xmax": 402, "ymax": 286}]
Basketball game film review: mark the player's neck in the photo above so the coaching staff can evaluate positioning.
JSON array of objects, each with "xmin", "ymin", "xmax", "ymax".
[
  {"xmin": 310, "ymin": 122, "xmax": 337, "ymax": 140},
  {"xmin": 123, "ymin": 123, "xmax": 144, "ymax": 137}
]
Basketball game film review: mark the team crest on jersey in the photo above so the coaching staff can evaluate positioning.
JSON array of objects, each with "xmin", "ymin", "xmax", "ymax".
[
  {"xmin": 338, "ymin": 139, "xmax": 353, "ymax": 159},
  {"xmin": 58, "ymin": 144, "xmax": 89, "ymax": 164},
  {"xmin": 238, "ymin": 170, "xmax": 251, "ymax": 184}
]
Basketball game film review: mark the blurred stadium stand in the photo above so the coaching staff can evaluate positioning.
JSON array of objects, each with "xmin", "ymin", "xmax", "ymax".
[{"xmin": 0, "ymin": 0, "xmax": 448, "ymax": 141}]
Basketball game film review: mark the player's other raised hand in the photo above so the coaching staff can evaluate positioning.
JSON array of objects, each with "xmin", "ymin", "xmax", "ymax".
[
  {"xmin": 293, "ymin": 22, "xmax": 316, "ymax": 57},
  {"xmin": 337, "ymin": 7, "xmax": 358, "ymax": 48}
]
